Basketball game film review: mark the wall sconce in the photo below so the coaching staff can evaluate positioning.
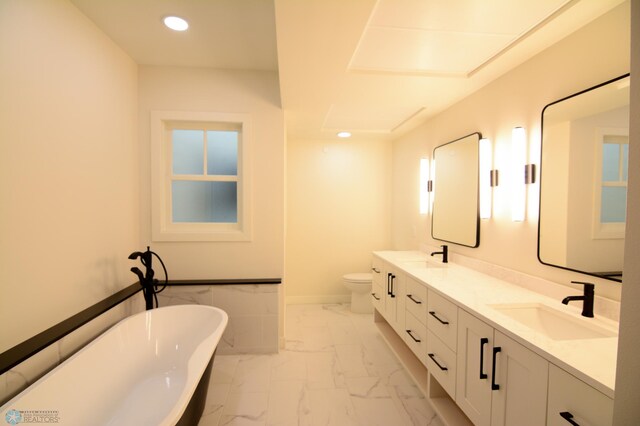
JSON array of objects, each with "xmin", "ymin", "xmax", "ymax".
[
  {"xmin": 420, "ymin": 157, "xmax": 431, "ymax": 214},
  {"xmin": 511, "ymin": 127, "xmax": 535, "ymax": 222},
  {"xmin": 479, "ymin": 138, "xmax": 498, "ymax": 219}
]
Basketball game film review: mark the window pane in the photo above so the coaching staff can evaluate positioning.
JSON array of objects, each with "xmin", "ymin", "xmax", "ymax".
[
  {"xmin": 172, "ymin": 130, "xmax": 203, "ymax": 175},
  {"xmin": 601, "ymin": 186, "xmax": 627, "ymax": 223},
  {"xmin": 172, "ymin": 181, "xmax": 237, "ymax": 223},
  {"xmin": 601, "ymin": 143, "xmax": 620, "ymax": 182},
  {"xmin": 622, "ymin": 144, "xmax": 628, "ymax": 181},
  {"xmin": 207, "ymin": 130, "xmax": 238, "ymax": 175}
]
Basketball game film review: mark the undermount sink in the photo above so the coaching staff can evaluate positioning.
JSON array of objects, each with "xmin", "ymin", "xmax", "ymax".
[
  {"xmin": 490, "ymin": 303, "xmax": 617, "ymax": 341},
  {"xmin": 399, "ymin": 259, "xmax": 446, "ymax": 268}
]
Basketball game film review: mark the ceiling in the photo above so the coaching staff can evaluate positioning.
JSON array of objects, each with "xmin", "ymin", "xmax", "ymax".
[{"xmin": 71, "ymin": 0, "xmax": 625, "ymax": 142}]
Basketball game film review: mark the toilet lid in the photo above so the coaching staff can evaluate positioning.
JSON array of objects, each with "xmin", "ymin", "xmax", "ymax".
[{"xmin": 343, "ymin": 273, "xmax": 372, "ymax": 283}]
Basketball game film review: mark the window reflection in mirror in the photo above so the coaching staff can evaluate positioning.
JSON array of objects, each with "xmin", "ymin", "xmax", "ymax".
[
  {"xmin": 538, "ymin": 74, "xmax": 629, "ymax": 282},
  {"xmin": 432, "ymin": 133, "xmax": 480, "ymax": 248}
]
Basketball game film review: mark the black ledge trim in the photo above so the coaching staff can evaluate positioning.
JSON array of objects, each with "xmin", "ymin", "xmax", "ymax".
[
  {"xmin": 168, "ymin": 278, "xmax": 282, "ymax": 286},
  {"xmin": 0, "ymin": 283, "xmax": 142, "ymax": 376}
]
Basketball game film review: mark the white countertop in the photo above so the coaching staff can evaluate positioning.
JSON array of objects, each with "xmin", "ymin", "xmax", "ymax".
[{"xmin": 373, "ymin": 251, "xmax": 618, "ymax": 399}]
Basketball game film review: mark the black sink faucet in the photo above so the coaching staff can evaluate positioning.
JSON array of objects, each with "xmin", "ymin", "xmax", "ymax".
[
  {"xmin": 430, "ymin": 244, "xmax": 448, "ymax": 263},
  {"xmin": 562, "ymin": 281, "xmax": 594, "ymax": 318}
]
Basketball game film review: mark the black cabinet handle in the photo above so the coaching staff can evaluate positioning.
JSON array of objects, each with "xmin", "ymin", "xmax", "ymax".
[
  {"xmin": 429, "ymin": 311, "xmax": 449, "ymax": 325},
  {"xmin": 407, "ymin": 294, "xmax": 422, "ymax": 305},
  {"xmin": 372, "ymin": 267, "xmax": 380, "ymax": 273},
  {"xmin": 491, "ymin": 346, "xmax": 501, "ymax": 390},
  {"xmin": 406, "ymin": 329, "xmax": 421, "ymax": 343},
  {"xmin": 479, "ymin": 337, "xmax": 488, "ymax": 379},
  {"xmin": 390, "ymin": 274, "xmax": 396, "ymax": 298},
  {"xmin": 428, "ymin": 353, "xmax": 448, "ymax": 371},
  {"xmin": 387, "ymin": 273, "xmax": 392, "ymax": 295},
  {"xmin": 371, "ymin": 293, "xmax": 380, "ymax": 301},
  {"xmin": 559, "ymin": 412, "xmax": 580, "ymax": 425}
]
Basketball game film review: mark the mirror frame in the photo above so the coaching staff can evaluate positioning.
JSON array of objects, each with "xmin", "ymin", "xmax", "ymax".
[
  {"xmin": 537, "ymin": 73, "xmax": 630, "ymax": 283},
  {"xmin": 431, "ymin": 132, "xmax": 481, "ymax": 248}
]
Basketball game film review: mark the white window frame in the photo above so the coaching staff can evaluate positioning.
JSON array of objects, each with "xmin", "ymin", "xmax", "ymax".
[
  {"xmin": 591, "ymin": 127, "xmax": 627, "ymax": 240},
  {"xmin": 151, "ymin": 111, "xmax": 252, "ymax": 241}
]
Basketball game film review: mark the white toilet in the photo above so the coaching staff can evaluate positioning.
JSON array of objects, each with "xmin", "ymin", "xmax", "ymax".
[{"xmin": 342, "ymin": 273, "xmax": 373, "ymax": 314}]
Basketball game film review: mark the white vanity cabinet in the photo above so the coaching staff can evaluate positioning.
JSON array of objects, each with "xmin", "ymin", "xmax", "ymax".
[
  {"xmin": 371, "ymin": 251, "xmax": 617, "ymax": 426},
  {"xmin": 425, "ymin": 290, "xmax": 458, "ymax": 399},
  {"xmin": 384, "ymin": 264, "xmax": 406, "ymax": 335},
  {"xmin": 456, "ymin": 310, "xmax": 548, "ymax": 426},
  {"xmin": 371, "ymin": 258, "xmax": 385, "ymax": 312},
  {"xmin": 403, "ymin": 275, "xmax": 428, "ymax": 363},
  {"xmin": 372, "ymin": 258, "xmax": 406, "ymax": 335},
  {"xmin": 547, "ymin": 364, "xmax": 613, "ymax": 426}
]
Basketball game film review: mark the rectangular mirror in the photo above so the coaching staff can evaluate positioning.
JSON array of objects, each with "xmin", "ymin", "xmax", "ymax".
[
  {"xmin": 432, "ymin": 132, "xmax": 480, "ymax": 247},
  {"xmin": 538, "ymin": 74, "xmax": 629, "ymax": 282}
]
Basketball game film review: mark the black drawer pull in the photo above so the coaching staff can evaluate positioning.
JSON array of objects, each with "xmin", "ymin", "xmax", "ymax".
[
  {"xmin": 479, "ymin": 337, "xmax": 489, "ymax": 379},
  {"xmin": 428, "ymin": 353, "xmax": 448, "ymax": 371},
  {"xmin": 372, "ymin": 267, "xmax": 380, "ymax": 273},
  {"xmin": 559, "ymin": 412, "xmax": 580, "ymax": 425},
  {"xmin": 491, "ymin": 346, "xmax": 501, "ymax": 390},
  {"xmin": 406, "ymin": 329, "xmax": 421, "ymax": 343},
  {"xmin": 429, "ymin": 311, "xmax": 449, "ymax": 325},
  {"xmin": 390, "ymin": 274, "xmax": 396, "ymax": 298},
  {"xmin": 407, "ymin": 294, "xmax": 422, "ymax": 304},
  {"xmin": 371, "ymin": 293, "xmax": 380, "ymax": 301}
]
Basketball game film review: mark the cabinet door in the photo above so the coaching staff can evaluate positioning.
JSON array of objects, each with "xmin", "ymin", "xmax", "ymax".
[
  {"xmin": 383, "ymin": 270, "xmax": 396, "ymax": 324},
  {"xmin": 456, "ymin": 310, "xmax": 494, "ymax": 426},
  {"xmin": 491, "ymin": 331, "xmax": 548, "ymax": 426},
  {"xmin": 547, "ymin": 364, "xmax": 613, "ymax": 426},
  {"xmin": 388, "ymin": 270, "xmax": 406, "ymax": 335}
]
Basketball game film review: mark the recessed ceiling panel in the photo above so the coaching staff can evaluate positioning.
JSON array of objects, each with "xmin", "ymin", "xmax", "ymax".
[
  {"xmin": 323, "ymin": 104, "xmax": 425, "ymax": 133},
  {"xmin": 369, "ymin": 0, "xmax": 572, "ymax": 34},
  {"xmin": 350, "ymin": 0, "xmax": 572, "ymax": 76},
  {"xmin": 351, "ymin": 27, "xmax": 512, "ymax": 75}
]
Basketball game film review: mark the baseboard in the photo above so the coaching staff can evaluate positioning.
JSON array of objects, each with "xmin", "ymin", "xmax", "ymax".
[{"xmin": 285, "ymin": 294, "xmax": 351, "ymax": 305}]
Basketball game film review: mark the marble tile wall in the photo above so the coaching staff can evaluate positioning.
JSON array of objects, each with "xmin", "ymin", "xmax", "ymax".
[
  {"xmin": 156, "ymin": 284, "xmax": 280, "ymax": 354},
  {"xmin": 0, "ymin": 295, "xmax": 145, "ymax": 406}
]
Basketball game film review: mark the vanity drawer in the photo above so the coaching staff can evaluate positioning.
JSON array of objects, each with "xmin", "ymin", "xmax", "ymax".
[
  {"xmin": 427, "ymin": 290, "xmax": 458, "ymax": 352},
  {"xmin": 404, "ymin": 310, "xmax": 428, "ymax": 364},
  {"xmin": 405, "ymin": 276, "xmax": 427, "ymax": 324},
  {"xmin": 547, "ymin": 364, "xmax": 613, "ymax": 426},
  {"xmin": 426, "ymin": 330, "xmax": 456, "ymax": 400},
  {"xmin": 371, "ymin": 258, "xmax": 385, "ymax": 287}
]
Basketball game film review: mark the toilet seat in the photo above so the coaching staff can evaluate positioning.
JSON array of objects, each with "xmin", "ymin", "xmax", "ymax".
[{"xmin": 343, "ymin": 273, "xmax": 372, "ymax": 283}]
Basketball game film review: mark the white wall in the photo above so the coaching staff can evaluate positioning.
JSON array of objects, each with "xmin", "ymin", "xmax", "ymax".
[
  {"xmin": 0, "ymin": 0, "xmax": 139, "ymax": 352},
  {"xmin": 138, "ymin": 66, "xmax": 285, "ymax": 280},
  {"xmin": 286, "ymin": 138, "xmax": 392, "ymax": 303},
  {"xmin": 391, "ymin": 3, "xmax": 630, "ymax": 301},
  {"xmin": 613, "ymin": 0, "xmax": 640, "ymax": 422}
]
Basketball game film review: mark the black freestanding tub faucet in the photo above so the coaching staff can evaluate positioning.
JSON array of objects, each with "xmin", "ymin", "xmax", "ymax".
[{"xmin": 128, "ymin": 246, "xmax": 168, "ymax": 310}]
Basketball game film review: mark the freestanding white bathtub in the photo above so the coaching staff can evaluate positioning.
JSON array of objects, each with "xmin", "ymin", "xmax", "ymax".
[{"xmin": 1, "ymin": 305, "xmax": 228, "ymax": 425}]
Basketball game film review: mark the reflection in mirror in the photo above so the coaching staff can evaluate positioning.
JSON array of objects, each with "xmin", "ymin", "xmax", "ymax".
[
  {"xmin": 538, "ymin": 74, "xmax": 629, "ymax": 282},
  {"xmin": 432, "ymin": 133, "xmax": 480, "ymax": 248}
]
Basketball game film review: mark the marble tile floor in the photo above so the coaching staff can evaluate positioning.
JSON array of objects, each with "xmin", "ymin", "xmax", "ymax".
[{"xmin": 198, "ymin": 303, "xmax": 444, "ymax": 426}]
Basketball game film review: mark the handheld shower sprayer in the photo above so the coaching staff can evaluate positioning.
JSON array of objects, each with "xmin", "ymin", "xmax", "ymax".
[{"xmin": 128, "ymin": 246, "xmax": 168, "ymax": 310}]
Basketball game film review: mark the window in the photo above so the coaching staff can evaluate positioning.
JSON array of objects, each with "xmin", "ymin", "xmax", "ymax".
[
  {"xmin": 151, "ymin": 111, "xmax": 252, "ymax": 241},
  {"xmin": 592, "ymin": 129, "xmax": 628, "ymax": 239}
]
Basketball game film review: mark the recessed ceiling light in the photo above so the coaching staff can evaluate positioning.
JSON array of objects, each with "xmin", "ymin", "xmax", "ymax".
[
  {"xmin": 337, "ymin": 131, "xmax": 351, "ymax": 138},
  {"xmin": 163, "ymin": 16, "xmax": 189, "ymax": 31}
]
